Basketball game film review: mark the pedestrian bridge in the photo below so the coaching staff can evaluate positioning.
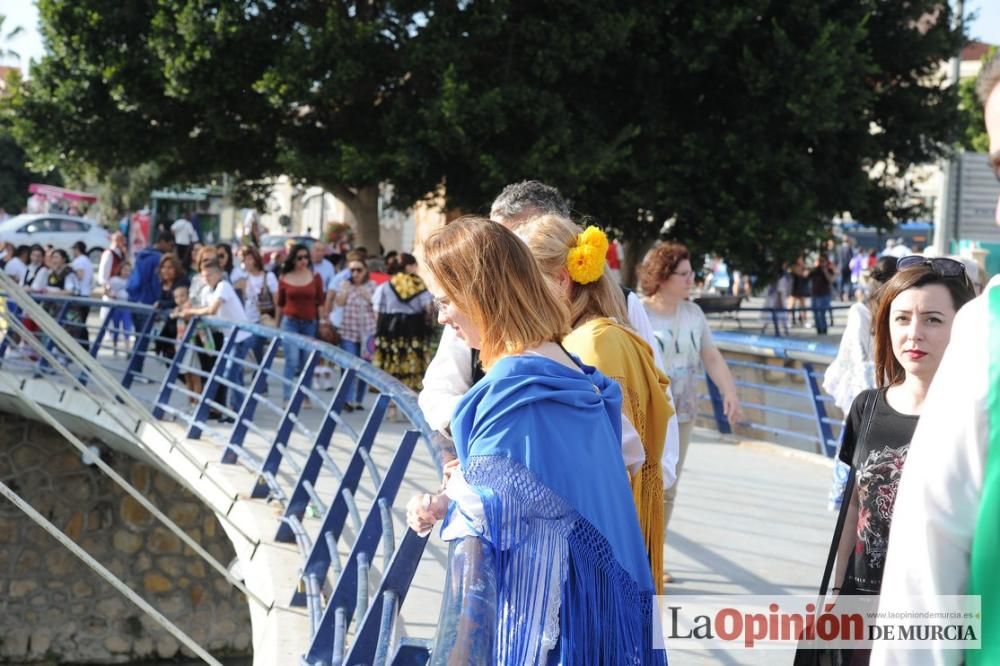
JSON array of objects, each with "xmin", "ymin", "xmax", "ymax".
[{"xmin": 0, "ymin": 273, "xmax": 843, "ymax": 665}]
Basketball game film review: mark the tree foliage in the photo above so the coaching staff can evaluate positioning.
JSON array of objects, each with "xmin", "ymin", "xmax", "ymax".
[
  {"xmin": 5, "ymin": 0, "xmax": 964, "ymax": 277},
  {"xmin": 958, "ymin": 46, "xmax": 997, "ymax": 153}
]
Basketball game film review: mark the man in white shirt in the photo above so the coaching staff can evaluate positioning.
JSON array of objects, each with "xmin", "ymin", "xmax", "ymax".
[
  {"xmin": 68, "ymin": 241, "xmax": 95, "ymax": 345},
  {"xmin": 3, "ymin": 244, "xmax": 29, "ymax": 285},
  {"xmin": 182, "ymin": 261, "xmax": 253, "ymax": 419},
  {"xmin": 170, "ymin": 216, "xmax": 199, "ymax": 271},
  {"xmin": 312, "ymin": 241, "xmax": 336, "ymax": 292},
  {"xmin": 418, "ymin": 180, "xmax": 679, "ymax": 488},
  {"xmin": 870, "ymin": 53, "xmax": 1000, "ymax": 666}
]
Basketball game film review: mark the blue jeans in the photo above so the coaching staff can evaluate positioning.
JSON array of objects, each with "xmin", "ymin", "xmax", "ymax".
[
  {"xmin": 225, "ymin": 336, "xmax": 254, "ymax": 412},
  {"xmin": 281, "ymin": 317, "xmax": 317, "ymax": 400},
  {"xmin": 812, "ymin": 294, "xmax": 832, "ymax": 334},
  {"xmin": 246, "ymin": 334, "xmax": 270, "ymax": 394},
  {"xmin": 339, "ymin": 338, "xmax": 368, "ymax": 404}
]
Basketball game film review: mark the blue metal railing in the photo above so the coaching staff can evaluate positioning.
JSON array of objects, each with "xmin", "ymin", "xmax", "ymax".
[
  {"xmin": 699, "ymin": 302, "xmax": 852, "ymax": 337},
  {"xmin": 699, "ymin": 330, "xmax": 842, "ymax": 457},
  {"xmin": 0, "ymin": 290, "xmax": 443, "ymax": 666},
  {"xmin": 2, "ymin": 289, "xmax": 847, "ymax": 663}
]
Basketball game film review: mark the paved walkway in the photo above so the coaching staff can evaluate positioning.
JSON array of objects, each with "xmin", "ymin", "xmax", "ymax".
[{"xmin": 664, "ymin": 431, "xmax": 836, "ymax": 665}]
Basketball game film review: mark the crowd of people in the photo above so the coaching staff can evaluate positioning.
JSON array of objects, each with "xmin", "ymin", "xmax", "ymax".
[
  {"xmin": 0, "ymin": 51, "xmax": 996, "ymax": 666},
  {"xmin": 0, "ymin": 225, "xmax": 437, "ymax": 418}
]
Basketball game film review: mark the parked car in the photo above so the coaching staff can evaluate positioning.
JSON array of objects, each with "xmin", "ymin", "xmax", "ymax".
[
  {"xmin": 0, "ymin": 214, "xmax": 110, "ymax": 263},
  {"xmin": 258, "ymin": 234, "xmax": 316, "ymax": 268}
]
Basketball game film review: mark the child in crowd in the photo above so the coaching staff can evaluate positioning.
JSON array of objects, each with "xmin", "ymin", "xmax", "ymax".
[
  {"xmin": 170, "ymin": 285, "xmax": 202, "ymax": 404},
  {"xmin": 106, "ymin": 262, "xmax": 133, "ymax": 355}
]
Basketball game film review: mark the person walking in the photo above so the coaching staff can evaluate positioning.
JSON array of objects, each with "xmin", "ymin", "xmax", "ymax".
[
  {"xmin": 790, "ymin": 256, "xmax": 811, "ymax": 327},
  {"xmin": 236, "ymin": 245, "xmax": 278, "ymax": 392},
  {"xmin": 170, "ymin": 216, "xmax": 198, "ymax": 272},
  {"xmin": 516, "ymin": 215, "xmax": 675, "ymax": 592},
  {"xmin": 808, "ymin": 254, "xmax": 837, "ymax": 334},
  {"xmin": 276, "ymin": 244, "xmax": 323, "ymax": 404},
  {"xmin": 639, "ymin": 241, "xmax": 743, "ymax": 585},
  {"xmin": 334, "ymin": 253, "xmax": 377, "ymax": 411},
  {"xmin": 371, "ymin": 253, "xmax": 434, "ymax": 391},
  {"xmin": 406, "ymin": 218, "xmax": 664, "ymax": 665}
]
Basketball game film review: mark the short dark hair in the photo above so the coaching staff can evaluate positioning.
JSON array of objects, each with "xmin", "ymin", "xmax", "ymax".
[
  {"xmin": 72, "ymin": 240, "xmax": 86, "ymax": 253},
  {"xmin": 15, "ymin": 245, "xmax": 30, "ymax": 259},
  {"xmin": 156, "ymin": 230, "xmax": 175, "ymax": 246},
  {"xmin": 490, "ymin": 180, "xmax": 571, "ymax": 225},
  {"xmin": 977, "ymin": 52, "xmax": 1000, "ymax": 106}
]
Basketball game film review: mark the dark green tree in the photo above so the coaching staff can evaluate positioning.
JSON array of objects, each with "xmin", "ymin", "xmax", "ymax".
[
  {"xmin": 398, "ymin": 1, "xmax": 963, "ymax": 280},
  {"xmin": 6, "ymin": 1, "xmax": 965, "ymax": 277}
]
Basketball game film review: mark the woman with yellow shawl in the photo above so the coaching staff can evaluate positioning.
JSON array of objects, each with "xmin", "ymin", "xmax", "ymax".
[{"xmin": 517, "ymin": 215, "xmax": 675, "ymax": 592}]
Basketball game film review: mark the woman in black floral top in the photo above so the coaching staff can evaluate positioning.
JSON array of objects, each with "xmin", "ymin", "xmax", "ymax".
[{"xmin": 831, "ymin": 258, "xmax": 974, "ymax": 664}]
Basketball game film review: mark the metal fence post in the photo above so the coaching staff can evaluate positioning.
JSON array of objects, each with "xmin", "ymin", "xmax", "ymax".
[
  {"xmin": 251, "ymin": 350, "xmax": 322, "ymax": 499},
  {"xmin": 801, "ymin": 362, "xmax": 835, "ymax": 457},
  {"xmin": 152, "ymin": 319, "xmax": 200, "ymax": 419},
  {"xmin": 122, "ymin": 311, "xmax": 158, "ymax": 389},
  {"xmin": 224, "ymin": 336, "xmax": 281, "ymax": 462},
  {"xmin": 188, "ymin": 326, "xmax": 239, "ymax": 440},
  {"xmin": 705, "ymin": 373, "xmax": 731, "ymax": 434}
]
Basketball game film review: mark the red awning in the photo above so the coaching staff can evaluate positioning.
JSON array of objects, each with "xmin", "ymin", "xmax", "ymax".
[{"xmin": 28, "ymin": 183, "xmax": 99, "ymax": 203}]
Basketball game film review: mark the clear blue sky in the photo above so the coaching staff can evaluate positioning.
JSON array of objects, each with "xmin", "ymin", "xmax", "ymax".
[{"xmin": 2, "ymin": 0, "xmax": 1000, "ymax": 75}]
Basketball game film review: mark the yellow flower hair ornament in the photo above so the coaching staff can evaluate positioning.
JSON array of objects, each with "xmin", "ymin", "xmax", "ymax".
[{"xmin": 566, "ymin": 226, "xmax": 610, "ymax": 284}]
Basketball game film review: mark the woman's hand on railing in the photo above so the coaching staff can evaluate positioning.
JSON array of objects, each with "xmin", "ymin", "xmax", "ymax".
[{"xmin": 406, "ymin": 492, "xmax": 448, "ymax": 537}]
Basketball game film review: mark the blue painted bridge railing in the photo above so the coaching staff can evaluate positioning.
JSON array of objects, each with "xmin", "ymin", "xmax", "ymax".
[
  {"xmin": 1, "ymin": 289, "xmax": 846, "ymax": 662},
  {"xmin": 699, "ymin": 330, "xmax": 843, "ymax": 457},
  {"xmin": 0, "ymin": 289, "xmax": 445, "ymax": 666}
]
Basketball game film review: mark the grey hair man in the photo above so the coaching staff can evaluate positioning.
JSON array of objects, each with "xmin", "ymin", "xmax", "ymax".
[
  {"xmin": 489, "ymin": 180, "xmax": 572, "ymax": 228},
  {"xmin": 870, "ymin": 52, "xmax": 1000, "ymax": 666}
]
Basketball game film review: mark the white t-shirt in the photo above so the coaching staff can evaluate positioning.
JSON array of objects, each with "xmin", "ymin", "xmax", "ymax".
[
  {"xmin": 242, "ymin": 271, "xmax": 279, "ymax": 323},
  {"xmin": 644, "ymin": 300, "xmax": 714, "ymax": 423},
  {"xmin": 171, "ymin": 218, "xmax": 198, "ymax": 245},
  {"xmin": 208, "ymin": 280, "xmax": 251, "ymax": 342},
  {"xmin": 4, "ymin": 256, "xmax": 27, "ymax": 284},
  {"xmin": 314, "ymin": 258, "xmax": 335, "ymax": 292},
  {"xmin": 71, "ymin": 255, "xmax": 94, "ymax": 297}
]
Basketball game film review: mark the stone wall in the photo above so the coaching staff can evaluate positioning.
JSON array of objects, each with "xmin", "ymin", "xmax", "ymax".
[{"xmin": 0, "ymin": 413, "xmax": 252, "ymax": 663}]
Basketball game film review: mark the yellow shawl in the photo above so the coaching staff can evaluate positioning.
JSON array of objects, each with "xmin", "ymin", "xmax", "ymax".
[{"xmin": 563, "ymin": 317, "xmax": 674, "ymax": 593}]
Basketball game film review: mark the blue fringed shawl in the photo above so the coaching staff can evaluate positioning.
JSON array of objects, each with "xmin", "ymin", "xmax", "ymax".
[{"xmin": 436, "ymin": 354, "xmax": 665, "ymax": 665}]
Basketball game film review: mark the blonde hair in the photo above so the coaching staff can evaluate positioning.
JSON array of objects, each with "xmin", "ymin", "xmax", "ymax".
[
  {"xmin": 515, "ymin": 214, "xmax": 628, "ymax": 327},
  {"xmin": 423, "ymin": 216, "xmax": 570, "ymax": 368}
]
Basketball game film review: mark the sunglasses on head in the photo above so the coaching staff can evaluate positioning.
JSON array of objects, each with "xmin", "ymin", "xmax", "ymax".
[{"xmin": 896, "ymin": 255, "xmax": 966, "ymax": 278}]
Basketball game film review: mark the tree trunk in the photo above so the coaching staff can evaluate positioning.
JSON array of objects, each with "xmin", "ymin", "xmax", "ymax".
[
  {"xmin": 621, "ymin": 238, "xmax": 655, "ymax": 291},
  {"xmin": 333, "ymin": 183, "xmax": 381, "ymax": 253}
]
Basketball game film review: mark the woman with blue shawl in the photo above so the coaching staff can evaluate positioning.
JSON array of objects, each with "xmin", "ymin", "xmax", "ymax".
[{"xmin": 407, "ymin": 217, "xmax": 665, "ymax": 665}]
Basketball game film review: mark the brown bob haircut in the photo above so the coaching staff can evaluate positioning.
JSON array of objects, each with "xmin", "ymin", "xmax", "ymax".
[
  {"xmin": 423, "ymin": 216, "xmax": 570, "ymax": 368},
  {"xmin": 873, "ymin": 264, "xmax": 976, "ymax": 387},
  {"xmin": 638, "ymin": 242, "xmax": 692, "ymax": 296}
]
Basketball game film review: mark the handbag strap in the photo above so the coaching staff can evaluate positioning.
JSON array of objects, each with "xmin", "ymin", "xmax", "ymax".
[{"xmin": 817, "ymin": 388, "xmax": 878, "ymax": 596}]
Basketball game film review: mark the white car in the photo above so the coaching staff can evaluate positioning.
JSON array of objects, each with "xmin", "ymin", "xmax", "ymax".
[{"xmin": 0, "ymin": 214, "xmax": 110, "ymax": 262}]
